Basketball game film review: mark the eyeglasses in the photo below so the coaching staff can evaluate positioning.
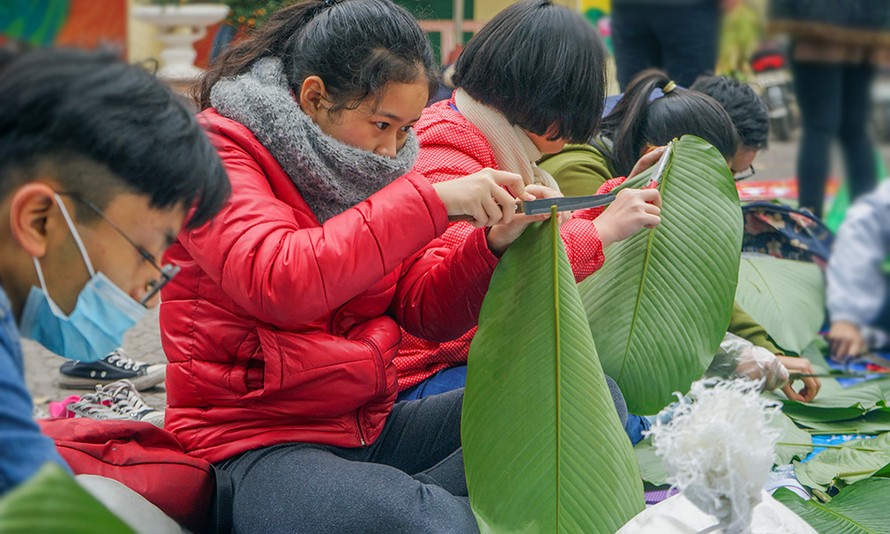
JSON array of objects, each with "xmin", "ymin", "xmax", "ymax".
[
  {"xmin": 733, "ymin": 165, "xmax": 756, "ymax": 181},
  {"xmin": 57, "ymin": 192, "xmax": 180, "ymax": 306}
]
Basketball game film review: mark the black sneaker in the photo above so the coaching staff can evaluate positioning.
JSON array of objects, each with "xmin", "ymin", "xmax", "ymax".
[{"xmin": 58, "ymin": 348, "xmax": 165, "ymax": 391}]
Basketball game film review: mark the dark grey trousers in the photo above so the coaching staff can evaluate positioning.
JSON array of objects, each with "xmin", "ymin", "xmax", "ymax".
[{"xmin": 217, "ymin": 389, "xmax": 478, "ymax": 534}]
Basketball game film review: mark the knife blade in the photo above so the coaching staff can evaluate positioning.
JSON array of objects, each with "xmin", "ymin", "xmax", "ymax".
[
  {"xmin": 447, "ymin": 141, "xmax": 672, "ymax": 222},
  {"xmin": 447, "ymin": 193, "xmax": 616, "ymax": 222}
]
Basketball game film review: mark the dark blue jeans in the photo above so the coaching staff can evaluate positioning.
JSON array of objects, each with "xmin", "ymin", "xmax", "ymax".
[
  {"xmin": 611, "ymin": 0, "xmax": 719, "ymax": 89},
  {"xmin": 398, "ymin": 366, "xmax": 469, "ymax": 401},
  {"xmin": 399, "ymin": 365, "xmax": 651, "ymax": 443}
]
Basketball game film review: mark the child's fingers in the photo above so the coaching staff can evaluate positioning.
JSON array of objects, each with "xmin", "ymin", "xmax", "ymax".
[
  {"xmin": 482, "ymin": 197, "xmax": 506, "ymax": 226},
  {"xmin": 628, "ymin": 146, "xmax": 666, "ymax": 180},
  {"xmin": 523, "ymin": 184, "xmax": 561, "ymax": 200},
  {"xmin": 490, "ymin": 170, "xmax": 525, "ymax": 197}
]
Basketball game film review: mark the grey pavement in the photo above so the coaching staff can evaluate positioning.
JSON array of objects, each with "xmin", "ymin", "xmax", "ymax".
[{"xmin": 24, "ymin": 307, "xmax": 167, "ymax": 418}]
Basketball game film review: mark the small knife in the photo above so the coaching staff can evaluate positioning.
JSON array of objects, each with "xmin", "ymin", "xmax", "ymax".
[
  {"xmin": 520, "ymin": 192, "xmax": 617, "ymax": 215},
  {"xmin": 646, "ymin": 142, "xmax": 673, "ymax": 188},
  {"xmin": 448, "ymin": 142, "xmax": 672, "ymax": 222},
  {"xmin": 447, "ymin": 193, "xmax": 615, "ymax": 222}
]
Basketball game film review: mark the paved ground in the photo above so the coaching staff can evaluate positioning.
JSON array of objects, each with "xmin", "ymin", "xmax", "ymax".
[
  {"xmin": 22, "ymin": 133, "xmax": 890, "ymax": 418},
  {"xmin": 24, "ymin": 308, "xmax": 167, "ymax": 418}
]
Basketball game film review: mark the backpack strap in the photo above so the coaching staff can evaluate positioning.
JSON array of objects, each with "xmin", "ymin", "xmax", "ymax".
[{"xmin": 209, "ymin": 465, "xmax": 234, "ymax": 534}]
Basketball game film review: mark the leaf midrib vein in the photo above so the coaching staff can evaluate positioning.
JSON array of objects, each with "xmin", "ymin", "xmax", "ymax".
[{"xmin": 617, "ymin": 150, "xmax": 675, "ymax": 384}]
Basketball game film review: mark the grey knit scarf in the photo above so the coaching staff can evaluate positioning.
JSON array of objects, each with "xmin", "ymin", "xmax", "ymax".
[{"xmin": 210, "ymin": 57, "xmax": 419, "ymax": 223}]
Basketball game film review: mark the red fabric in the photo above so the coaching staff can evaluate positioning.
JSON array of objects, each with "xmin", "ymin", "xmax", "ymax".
[
  {"xmin": 395, "ymin": 98, "xmax": 625, "ymax": 390},
  {"xmin": 160, "ymin": 109, "xmax": 498, "ymax": 463},
  {"xmin": 38, "ymin": 418, "xmax": 214, "ymax": 533}
]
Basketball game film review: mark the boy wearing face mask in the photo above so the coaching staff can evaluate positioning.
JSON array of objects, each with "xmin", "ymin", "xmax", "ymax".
[{"xmin": 0, "ymin": 47, "xmax": 229, "ymax": 496}]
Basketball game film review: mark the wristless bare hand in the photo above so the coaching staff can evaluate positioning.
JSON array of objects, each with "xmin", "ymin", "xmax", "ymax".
[
  {"xmin": 486, "ymin": 184, "xmax": 562, "ymax": 256},
  {"xmin": 432, "ymin": 169, "xmax": 524, "ymax": 228},
  {"xmin": 593, "ymin": 188, "xmax": 662, "ymax": 247}
]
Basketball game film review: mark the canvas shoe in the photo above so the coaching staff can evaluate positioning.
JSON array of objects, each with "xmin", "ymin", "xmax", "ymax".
[
  {"xmin": 58, "ymin": 348, "xmax": 165, "ymax": 391},
  {"xmin": 67, "ymin": 379, "xmax": 165, "ymax": 428}
]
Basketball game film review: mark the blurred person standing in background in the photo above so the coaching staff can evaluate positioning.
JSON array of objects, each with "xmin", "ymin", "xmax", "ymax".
[
  {"xmin": 610, "ymin": 0, "xmax": 742, "ymax": 90},
  {"xmin": 770, "ymin": 0, "xmax": 890, "ymax": 218}
]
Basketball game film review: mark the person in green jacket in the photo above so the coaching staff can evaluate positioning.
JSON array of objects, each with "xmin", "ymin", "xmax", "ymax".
[
  {"xmin": 540, "ymin": 69, "xmax": 739, "ymax": 196},
  {"xmin": 541, "ymin": 69, "xmax": 820, "ymax": 409}
]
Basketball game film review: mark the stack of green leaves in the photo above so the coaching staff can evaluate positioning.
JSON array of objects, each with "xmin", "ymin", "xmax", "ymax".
[{"xmin": 763, "ymin": 340, "xmax": 890, "ymax": 434}]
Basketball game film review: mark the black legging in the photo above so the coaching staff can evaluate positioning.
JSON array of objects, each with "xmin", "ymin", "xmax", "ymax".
[{"xmin": 791, "ymin": 54, "xmax": 877, "ymax": 218}]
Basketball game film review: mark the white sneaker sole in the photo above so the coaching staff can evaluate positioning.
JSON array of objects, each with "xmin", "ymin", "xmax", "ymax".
[{"xmin": 58, "ymin": 365, "xmax": 165, "ymax": 391}]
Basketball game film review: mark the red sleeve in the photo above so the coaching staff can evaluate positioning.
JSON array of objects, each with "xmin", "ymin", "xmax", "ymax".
[
  {"xmin": 572, "ymin": 176, "xmax": 627, "ymax": 221},
  {"xmin": 182, "ymin": 131, "xmax": 450, "ymax": 329},
  {"xmin": 392, "ymin": 227, "xmax": 498, "ymax": 342},
  {"xmin": 373, "ymin": 129, "xmax": 501, "ymax": 341}
]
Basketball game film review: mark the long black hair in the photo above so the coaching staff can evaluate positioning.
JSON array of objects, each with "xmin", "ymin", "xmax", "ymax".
[
  {"xmin": 452, "ymin": 0, "xmax": 608, "ymax": 143},
  {"xmin": 599, "ymin": 69, "xmax": 739, "ymax": 177},
  {"xmin": 196, "ymin": 0, "xmax": 438, "ymax": 112}
]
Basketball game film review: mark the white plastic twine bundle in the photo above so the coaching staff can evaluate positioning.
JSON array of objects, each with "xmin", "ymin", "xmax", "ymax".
[{"xmin": 647, "ymin": 378, "xmax": 782, "ymax": 534}]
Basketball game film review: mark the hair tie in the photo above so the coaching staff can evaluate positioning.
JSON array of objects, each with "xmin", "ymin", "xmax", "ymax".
[{"xmin": 662, "ymin": 80, "xmax": 677, "ymax": 94}]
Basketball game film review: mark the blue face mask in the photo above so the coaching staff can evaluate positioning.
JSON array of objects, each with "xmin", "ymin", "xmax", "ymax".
[{"xmin": 17, "ymin": 195, "xmax": 146, "ymax": 362}]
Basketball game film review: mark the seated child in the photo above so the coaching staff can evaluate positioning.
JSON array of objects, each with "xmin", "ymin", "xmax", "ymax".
[
  {"xmin": 394, "ymin": 1, "xmax": 662, "ymax": 421},
  {"xmin": 541, "ymin": 69, "xmax": 820, "ymax": 411},
  {"xmin": 827, "ymin": 181, "xmax": 890, "ymax": 360}
]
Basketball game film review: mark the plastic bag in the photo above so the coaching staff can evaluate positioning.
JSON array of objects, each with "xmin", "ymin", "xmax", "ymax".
[{"xmin": 707, "ymin": 333, "xmax": 789, "ymax": 391}]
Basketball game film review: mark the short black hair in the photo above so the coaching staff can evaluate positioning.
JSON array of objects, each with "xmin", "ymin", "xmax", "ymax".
[
  {"xmin": 691, "ymin": 75, "xmax": 769, "ymax": 150},
  {"xmin": 0, "ymin": 48, "xmax": 229, "ymax": 229},
  {"xmin": 452, "ymin": 0, "xmax": 607, "ymax": 143}
]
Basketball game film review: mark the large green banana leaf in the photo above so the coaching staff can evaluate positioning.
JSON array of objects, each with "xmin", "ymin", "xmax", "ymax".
[
  {"xmin": 794, "ymin": 433, "xmax": 890, "ymax": 491},
  {"xmin": 463, "ymin": 215, "xmax": 644, "ymax": 533},
  {"xmin": 735, "ymin": 253, "xmax": 825, "ymax": 354},
  {"xmin": 770, "ymin": 340, "xmax": 890, "ymax": 430},
  {"xmin": 0, "ymin": 463, "xmax": 133, "ymax": 533},
  {"xmin": 773, "ymin": 478, "xmax": 890, "ymax": 533},
  {"xmin": 579, "ymin": 135, "xmax": 743, "ymax": 413}
]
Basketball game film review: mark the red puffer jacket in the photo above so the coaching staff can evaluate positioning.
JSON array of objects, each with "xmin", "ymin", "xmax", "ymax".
[
  {"xmin": 160, "ymin": 109, "xmax": 499, "ymax": 463},
  {"xmin": 395, "ymin": 98, "xmax": 625, "ymax": 390}
]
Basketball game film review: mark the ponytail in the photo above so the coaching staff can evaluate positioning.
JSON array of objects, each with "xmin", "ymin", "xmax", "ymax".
[
  {"xmin": 599, "ymin": 68, "xmax": 738, "ymax": 177},
  {"xmin": 196, "ymin": 1, "xmax": 326, "ymax": 109}
]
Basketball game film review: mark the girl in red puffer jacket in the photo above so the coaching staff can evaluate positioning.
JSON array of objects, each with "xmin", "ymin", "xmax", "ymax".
[{"xmin": 159, "ymin": 1, "xmax": 558, "ymax": 531}]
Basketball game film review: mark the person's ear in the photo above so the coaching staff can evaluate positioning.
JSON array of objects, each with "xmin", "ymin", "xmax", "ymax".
[
  {"xmin": 299, "ymin": 76, "xmax": 329, "ymax": 120},
  {"xmin": 8, "ymin": 183, "xmax": 57, "ymax": 258}
]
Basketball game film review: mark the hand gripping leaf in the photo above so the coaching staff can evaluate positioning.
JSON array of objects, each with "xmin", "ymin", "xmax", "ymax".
[
  {"xmin": 579, "ymin": 135, "xmax": 743, "ymax": 414},
  {"xmin": 462, "ymin": 212, "xmax": 644, "ymax": 533}
]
